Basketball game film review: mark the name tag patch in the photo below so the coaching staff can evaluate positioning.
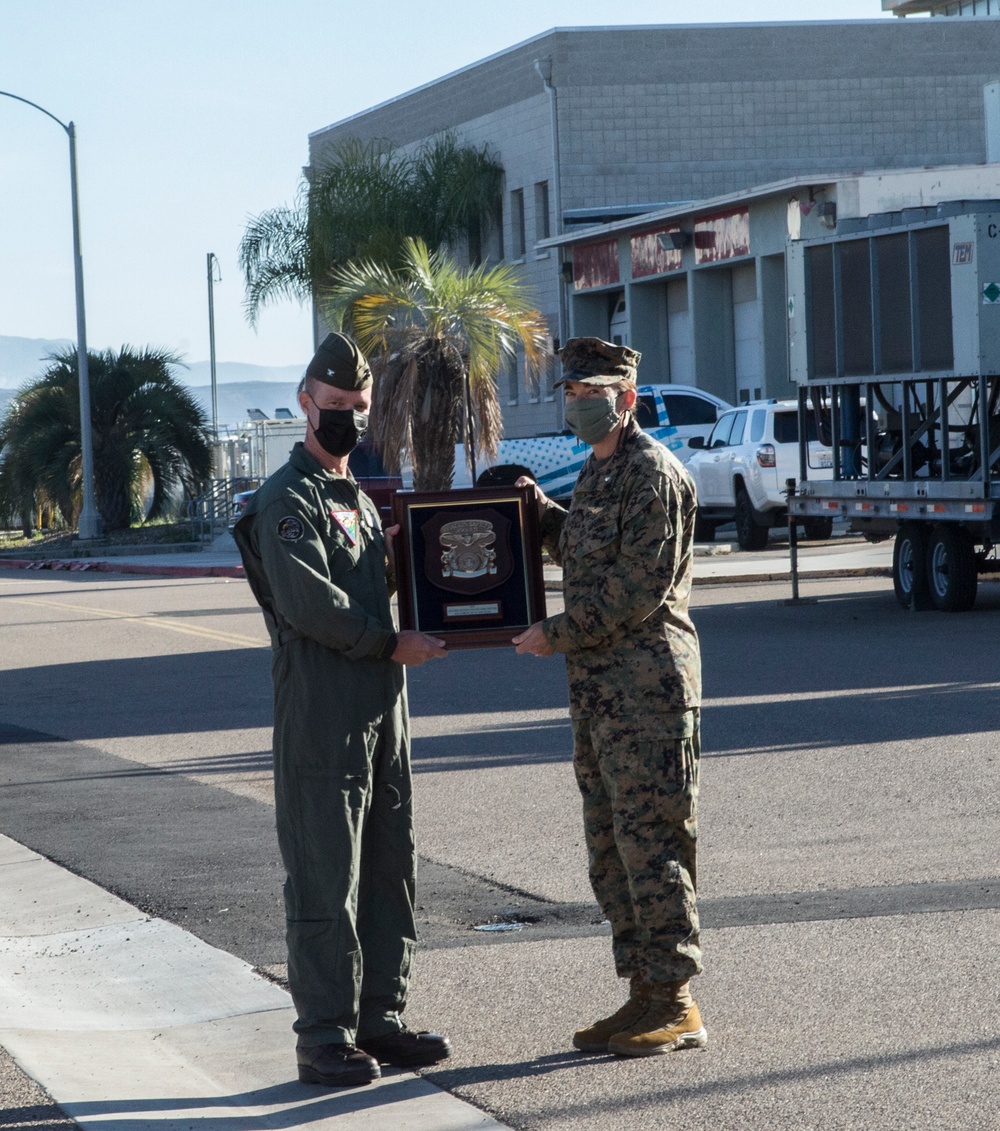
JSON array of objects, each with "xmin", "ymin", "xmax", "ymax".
[
  {"xmin": 277, "ymin": 516, "xmax": 304, "ymax": 542},
  {"xmin": 331, "ymin": 509, "xmax": 359, "ymax": 545}
]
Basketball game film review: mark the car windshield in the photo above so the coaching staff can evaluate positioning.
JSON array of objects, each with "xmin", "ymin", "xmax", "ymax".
[
  {"xmin": 635, "ymin": 394, "xmax": 658, "ymax": 427},
  {"xmin": 664, "ymin": 393, "xmax": 718, "ymax": 426},
  {"xmin": 708, "ymin": 414, "xmax": 735, "ymax": 448},
  {"xmin": 348, "ymin": 442, "xmax": 390, "ymax": 477}
]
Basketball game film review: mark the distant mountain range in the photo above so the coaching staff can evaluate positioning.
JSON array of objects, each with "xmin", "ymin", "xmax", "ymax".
[
  {"xmin": 0, "ymin": 336, "xmax": 75, "ymax": 385},
  {"xmin": 0, "ymin": 335, "xmax": 305, "ymax": 388},
  {"xmin": 0, "ymin": 335, "xmax": 306, "ymax": 428},
  {"xmin": 188, "ymin": 382, "xmax": 302, "ymax": 429}
]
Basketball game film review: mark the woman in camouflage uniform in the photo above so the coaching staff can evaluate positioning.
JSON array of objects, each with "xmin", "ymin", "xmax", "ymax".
[{"xmin": 514, "ymin": 336, "xmax": 706, "ymax": 1058}]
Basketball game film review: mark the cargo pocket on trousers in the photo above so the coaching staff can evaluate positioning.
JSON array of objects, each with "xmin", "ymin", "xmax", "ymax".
[
  {"xmin": 633, "ymin": 737, "xmax": 696, "ymax": 826},
  {"xmin": 293, "ymin": 727, "xmax": 376, "ymax": 836}
]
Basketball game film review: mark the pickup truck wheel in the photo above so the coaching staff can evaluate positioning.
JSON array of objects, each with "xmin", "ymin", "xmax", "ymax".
[
  {"xmin": 925, "ymin": 525, "xmax": 978, "ymax": 613},
  {"xmin": 693, "ymin": 513, "xmax": 717, "ymax": 543},
  {"xmin": 801, "ymin": 516, "xmax": 834, "ymax": 541},
  {"xmin": 735, "ymin": 488, "xmax": 769, "ymax": 551},
  {"xmin": 892, "ymin": 523, "xmax": 931, "ymax": 610}
]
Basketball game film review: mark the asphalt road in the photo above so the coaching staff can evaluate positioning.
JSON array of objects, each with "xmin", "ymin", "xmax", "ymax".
[{"xmin": 1, "ymin": 567, "xmax": 999, "ymax": 1129}]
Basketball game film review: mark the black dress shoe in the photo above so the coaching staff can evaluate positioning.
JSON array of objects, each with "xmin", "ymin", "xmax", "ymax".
[
  {"xmin": 357, "ymin": 1027, "xmax": 453, "ymax": 1068},
  {"xmin": 296, "ymin": 1043, "xmax": 381, "ymax": 1087}
]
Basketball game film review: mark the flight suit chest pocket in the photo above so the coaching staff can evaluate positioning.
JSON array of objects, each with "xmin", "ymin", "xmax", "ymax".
[{"xmin": 323, "ymin": 508, "xmax": 364, "ymax": 573}]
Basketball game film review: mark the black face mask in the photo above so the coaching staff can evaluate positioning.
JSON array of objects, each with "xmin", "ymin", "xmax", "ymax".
[{"xmin": 310, "ymin": 402, "xmax": 369, "ymax": 457}]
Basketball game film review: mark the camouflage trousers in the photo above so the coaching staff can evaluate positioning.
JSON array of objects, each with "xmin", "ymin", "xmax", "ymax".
[{"xmin": 572, "ymin": 709, "xmax": 702, "ymax": 985}]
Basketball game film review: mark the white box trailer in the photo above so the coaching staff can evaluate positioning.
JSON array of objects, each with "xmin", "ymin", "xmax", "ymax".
[
  {"xmin": 246, "ymin": 420, "xmax": 304, "ymax": 479},
  {"xmin": 786, "ymin": 199, "xmax": 1000, "ymax": 610}
]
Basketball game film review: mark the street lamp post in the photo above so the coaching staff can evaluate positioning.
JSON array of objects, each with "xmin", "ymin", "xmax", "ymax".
[
  {"xmin": 206, "ymin": 253, "xmax": 221, "ymax": 442},
  {"xmin": 1, "ymin": 90, "xmax": 102, "ymax": 539}
]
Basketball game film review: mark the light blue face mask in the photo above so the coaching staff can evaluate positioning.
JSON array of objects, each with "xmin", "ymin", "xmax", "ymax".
[{"xmin": 563, "ymin": 394, "xmax": 622, "ymax": 446}]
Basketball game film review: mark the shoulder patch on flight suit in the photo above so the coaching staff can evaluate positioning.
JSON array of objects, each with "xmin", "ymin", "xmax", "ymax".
[
  {"xmin": 276, "ymin": 515, "xmax": 305, "ymax": 542},
  {"xmin": 330, "ymin": 509, "xmax": 359, "ymax": 546}
]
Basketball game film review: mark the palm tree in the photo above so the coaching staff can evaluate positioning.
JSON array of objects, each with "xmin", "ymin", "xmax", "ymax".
[
  {"xmin": 239, "ymin": 135, "xmax": 503, "ymax": 325},
  {"xmin": 321, "ymin": 237, "xmax": 549, "ymax": 490},
  {"xmin": 0, "ymin": 346, "xmax": 212, "ymax": 532}
]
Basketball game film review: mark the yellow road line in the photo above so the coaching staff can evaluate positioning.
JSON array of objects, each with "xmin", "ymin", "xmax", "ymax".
[{"xmin": 6, "ymin": 595, "xmax": 265, "ymax": 648}]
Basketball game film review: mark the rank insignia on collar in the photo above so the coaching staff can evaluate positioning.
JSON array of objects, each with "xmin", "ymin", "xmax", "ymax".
[{"xmin": 330, "ymin": 509, "xmax": 359, "ymax": 545}]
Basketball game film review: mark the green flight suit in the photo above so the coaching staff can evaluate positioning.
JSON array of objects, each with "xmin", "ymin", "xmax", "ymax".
[{"xmin": 234, "ymin": 442, "xmax": 415, "ymax": 1047}]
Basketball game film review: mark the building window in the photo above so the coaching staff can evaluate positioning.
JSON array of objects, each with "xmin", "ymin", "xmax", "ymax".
[
  {"xmin": 495, "ymin": 205, "xmax": 504, "ymax": 261},
  {"xmin": 542, "ymin": 329, "xmax": 556, "ymax": 400},
  {"xmin": 510, "ymin": 189, "xmax": 525, "ymax": 258},
  {"xmin": 505, "ymin": 355, "xmax": 519, "ymax": 405},
  {"xmin": 534, "ymin": 181, "xmax": 551, "ymax": 243}
]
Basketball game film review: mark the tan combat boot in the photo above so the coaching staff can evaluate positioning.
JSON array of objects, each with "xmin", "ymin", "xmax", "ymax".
[
  {"xmin": 607, "ymin": 980, "xmax": 708, "ymax": 1057},
  {"xmin": 572, "ymin": 975, "xmax": 652, "ymax": 1053}
]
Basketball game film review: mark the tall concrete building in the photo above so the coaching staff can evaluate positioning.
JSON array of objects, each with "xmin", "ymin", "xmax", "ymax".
[
  {"xmin": 885, "ymin": 1, "xmax": 1000, "ymax": 14},
  {"xmin": 309, "ymin": 16, "xmax": 1000, "ymax": 435}
]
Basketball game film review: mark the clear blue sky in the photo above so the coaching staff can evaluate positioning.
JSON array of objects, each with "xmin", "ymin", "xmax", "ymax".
[{"xmin": 0, "ymin": 1, "xmax": 901, "ymax": 370}]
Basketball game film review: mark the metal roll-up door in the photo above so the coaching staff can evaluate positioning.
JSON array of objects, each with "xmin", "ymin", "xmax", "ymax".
[
  {"xmin": 733, "ymin": 262, "xmax": 761, "ymax": 404},
  {"xmin": 667, "ymin": 278, "xmax": 693, "ymax": 384}
]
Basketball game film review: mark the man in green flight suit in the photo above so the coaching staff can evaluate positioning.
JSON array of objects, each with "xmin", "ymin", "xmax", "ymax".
[
  {"xmin": 513, "ymin": 336, "xmax": 706, "ymax": 1058},
  {"xmin": 234, "ymin": 333, "xmax": 452, "ymax": 1088}
]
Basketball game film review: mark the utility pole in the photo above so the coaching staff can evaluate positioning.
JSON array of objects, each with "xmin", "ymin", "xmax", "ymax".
[
  {"xmin": 1, "ymin": 90, "xmax": 102, "ymax": 538},
  {"xmin": 207, "ymin": 252, "xmax": 221, "ymax": 442}
]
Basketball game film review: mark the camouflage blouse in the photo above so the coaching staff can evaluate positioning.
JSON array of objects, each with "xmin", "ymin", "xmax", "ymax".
[{"xmin": 540, "ymin": 419, "xmax": 701, "ymax": 718}]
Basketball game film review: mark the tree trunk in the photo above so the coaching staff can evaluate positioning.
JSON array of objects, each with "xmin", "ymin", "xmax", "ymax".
[
  {"xmin": 411, "ymin": 340, "xmax": 464, "ymax": 491},
  {"xmin": 94, "ymin": 453, "xmax": 133, "ymax": 531}
]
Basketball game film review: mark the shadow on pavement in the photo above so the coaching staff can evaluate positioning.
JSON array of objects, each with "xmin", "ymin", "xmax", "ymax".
[
  {"xmin": 487, "ymin": 1034, "xmax": 1000, "ymax": 1124},
  {"xmin": 0, "ymin": 1103, "xmax": 76, "ymax": 1130},
  {"xmin": 425, "ymin": 1035, "xmax": 1000, "ymax": 1121},
  {"xmin": 1, "ymin": 648, "xmax": 273, "ymax": 738},
  {"xmin": 54, "ymin": 1073, "xmax": 442, "ymax": 1131}
]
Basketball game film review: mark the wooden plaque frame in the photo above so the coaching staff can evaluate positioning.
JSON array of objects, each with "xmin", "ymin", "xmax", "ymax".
[{"xmin": 391, "ymin": 485, "xmax": 546, "ymax": 649}]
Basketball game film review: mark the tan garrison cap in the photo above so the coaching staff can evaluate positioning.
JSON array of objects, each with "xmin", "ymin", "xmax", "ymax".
[
  {"xmin": 305, "ymin": 333, "xmax": 372, "ymax": 391},
  {"xmin": 555, "ymin": 336, "xmax": 641, "ymax": 387}
]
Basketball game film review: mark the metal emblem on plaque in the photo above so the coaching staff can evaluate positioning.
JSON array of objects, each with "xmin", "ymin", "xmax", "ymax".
[
  {"xmin": 422, "ymin": 508, "xmax": 514, "ymax": 595},
  {"xmin": 439, "ymin": 519, "xmax": 497, "ymax": 579}
]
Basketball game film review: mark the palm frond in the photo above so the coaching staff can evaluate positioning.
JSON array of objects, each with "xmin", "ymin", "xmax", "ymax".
[
  {"xmin": 238, "ymin": 206, "xmax": 311, "ymax": 326},
  {"xmin": 318, "ymin": 237, "xmax": 550, "ymax": 487},
  {"xmin": 239, "ymin": 134, "xmax": 505, "ymax": 327}
]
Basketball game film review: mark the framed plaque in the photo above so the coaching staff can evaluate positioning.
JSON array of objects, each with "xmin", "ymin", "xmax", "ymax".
[{"xmin": 392, "ymin": 485, "xmax": 546, "ymax": 648}]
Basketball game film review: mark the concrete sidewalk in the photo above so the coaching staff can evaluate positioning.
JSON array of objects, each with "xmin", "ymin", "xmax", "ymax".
[{"xmin": 0, "ymin": 834, "xmax": 505, "ymax": 1130}]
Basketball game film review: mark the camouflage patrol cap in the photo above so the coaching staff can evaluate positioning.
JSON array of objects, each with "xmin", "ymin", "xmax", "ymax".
[
  {"xmin": 555, "ymin": 337, "xmax": 641, "ymax": 387},
  {"xmin": 305, "ymin": 333, "xmax": 372, "ymax": 391}
]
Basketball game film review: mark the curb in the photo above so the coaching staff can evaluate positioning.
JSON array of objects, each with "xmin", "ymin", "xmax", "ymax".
[
  {"xmin": 1, "ymin": 558, "xmax": 893, "ymax": 587},
  {"xmin": 0, "ymin": 558, "xmax": 244, "ymax": 579},
  {"xmin": 0, "ymin": 542, "xmax": 204, "ymax": 561},
  {"xmin": 693, "ymin": 566, "xmax": 893, "ymax": 586},
  {"xmin": 542, "ymin": 566, "xmax": 894, "ymax": 592}
]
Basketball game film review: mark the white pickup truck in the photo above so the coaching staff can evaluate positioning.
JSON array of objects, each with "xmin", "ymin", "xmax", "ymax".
[
  {"xmin": 685, "ymin": 399, "xmax": 834, "ymax": 549},
  {"xmin": 455, "ymin": 383, "xmax": 731, "ymax": 500}
]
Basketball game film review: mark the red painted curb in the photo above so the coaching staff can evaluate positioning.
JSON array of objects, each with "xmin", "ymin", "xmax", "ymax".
[
  {"xmin": 93, "ymin": 562, "xmax": 245, "ymax": 579},
  {"xmin": 0, "ymin": 557, "xmax": 244, "ymax": 579}
]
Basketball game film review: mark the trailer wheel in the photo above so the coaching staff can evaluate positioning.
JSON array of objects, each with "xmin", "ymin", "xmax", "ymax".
[
  {"xmin": 735, "ymin": 488, "xmax": 768, "ymax": 551},
  {"xmin": 893, "ymin": 523, "xmax": 931, "ymax": 610},
  {"xmin": 801, "ymin": 516, "xmax": 834, "ymax": 541},
  {"xmin": 926, "ymin": 525, "xmax": 978, "ymax": 613}
]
